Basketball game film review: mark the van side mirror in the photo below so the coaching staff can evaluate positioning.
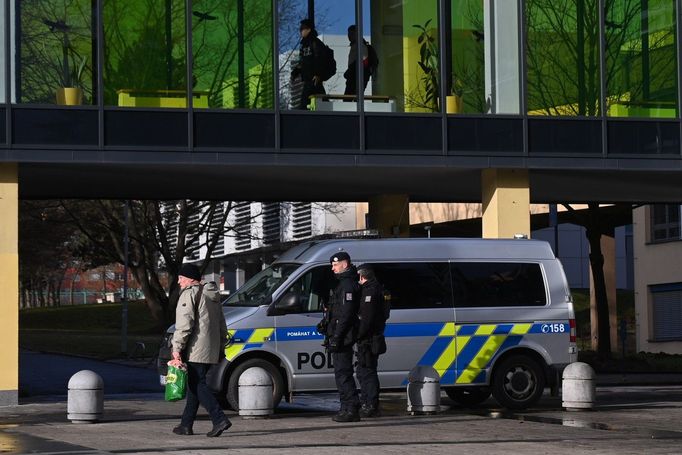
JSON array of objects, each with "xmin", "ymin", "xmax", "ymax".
[{"xmin": 267, "ymin": 292, "xmax": 303, "ymax": 316}]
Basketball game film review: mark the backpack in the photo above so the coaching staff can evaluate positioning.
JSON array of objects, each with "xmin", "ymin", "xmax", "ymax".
[
  {"xmin": 318, "ymin": 40, "xmax": 337, "ymax": 81},
  {"xmin": 366, "ymin": 42, "xmax": 379, "ymax": 76}
]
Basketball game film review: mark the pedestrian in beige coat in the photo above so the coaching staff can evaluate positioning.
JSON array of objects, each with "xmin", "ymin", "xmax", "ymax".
[{"xmin": 169, "ymin": 263, "xmax": 230, "ymax": 437}]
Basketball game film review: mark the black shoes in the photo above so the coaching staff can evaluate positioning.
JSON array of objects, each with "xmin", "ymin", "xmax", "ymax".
[
  {"xmin": 206, "ymin": 420, "xmax": 232, "ymax": 437},
  {"xmin": 172, "ymin": 425, "xmax": 193, "ymax": 435},
  {"xmin": 359, "ymin": 404, "xmax": 381, "ymax": 418},
  {"xmin": 332, "ymin": 410, "xmax": 360, "ymax": 422}
]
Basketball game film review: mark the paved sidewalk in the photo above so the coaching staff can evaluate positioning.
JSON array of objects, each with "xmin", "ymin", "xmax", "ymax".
[{"xmin": 2, "ymin": 387, "xmax": 682, "ymax": 454}]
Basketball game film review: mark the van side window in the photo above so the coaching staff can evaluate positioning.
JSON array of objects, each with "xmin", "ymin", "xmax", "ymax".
[
  {"xmin": 282, "ymin": 266, "xmax": 335, "ymax": 313},
  {"xmin": 372, "ymin": 262, "xmax": 453, "ymax": 309},
  {"xmin": 450, "ymin": 262, "xmax": 547, "ymax": 307}
]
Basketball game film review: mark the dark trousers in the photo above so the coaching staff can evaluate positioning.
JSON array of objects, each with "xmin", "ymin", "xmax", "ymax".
[
  {"xmin": 332, "ymin": 347, "xmax": 359, "ymax": 411},
  {"xmin": 181, "ymin": 362, "xmax": 228, "ymax": 428},
  {"xmin": 356, "ymin": 344, "xmax": 380, "ymax": 406},
  {"xmin": 298, "ymin": 80, "xmax": 325, "ymax": 110}
]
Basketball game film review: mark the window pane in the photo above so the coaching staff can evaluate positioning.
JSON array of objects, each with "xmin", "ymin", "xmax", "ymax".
[
  {"xmin": 15, "ymin": 0, "xmax": 95, "ymax": 105},
  {"xmin": 372, "ymin": 263, "xmax": 453, "ymax": 309},
  {"xmin": 526, "ymin": 0, "xmax": 600, "ymax": 116},
  {"xmin": 282, "ymin": 266, "xmax": 335, "ymax": 313},
  {"xmin": 651, "ymin": 286, "xmax": 682, "ymax": 341},
  {"xmin": 359, "ymin": 0, "xmax": 440, "ymax": 113},
  {"xmin": 278, "ymin": 0, "xmax": 357, "ymax": 112},
  {"xmin": 192, "ymin": 0, "xmax": 273, "ymax": 109},
  {"xmin": 103, "ymin": 0, "xmax": 187, "ymax": 108},
  {"xmin": 451, "ymin": 262, "xmax": 547, "ymax": 307},
  {"xmin": 606, "ymin": 0, "xmax": 678, "ymax": 118},
  {"xmin": 0, "ymin": 0, "xmax": 5, "ymax": 103},
  {"xmin": 449, "ymin": 0, "xmax": 521, "ymax": 115}
]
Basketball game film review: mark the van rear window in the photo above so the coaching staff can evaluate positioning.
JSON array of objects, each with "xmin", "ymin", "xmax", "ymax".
[{"xmin": 450, "ymin": 262, "xmax": 547, "ymax": 307}]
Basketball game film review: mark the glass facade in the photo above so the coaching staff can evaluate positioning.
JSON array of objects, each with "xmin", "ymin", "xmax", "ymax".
[
  {"xmin": 14, "ymin": 0, "xmax": 95, "ymax": 105},
  {"xmin": 103, "ymin": 0, "xmax": 187, "ymax": 107},
  {"xmin": 192, "ymin": 0, "xmax": 273, "ymax": 109},
  {"xmin": 605, "ymin": 0, "xmax": 678, "ymax": 118},
  {"xmin": 365, "ymin": 0, "xmax": 440, "ymax": 113},
  {"xmin": 0, "ymin": 0, "xmax": 679, "ymax": 138},
  {"xmin": 526, "ymin": 0, "xmax": 601, "ymax": 116}
]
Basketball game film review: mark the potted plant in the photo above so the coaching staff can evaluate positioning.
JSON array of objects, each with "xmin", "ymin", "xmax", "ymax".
[
  {"xmin": 447, "ymin": 75, "xmax": 464, "ymax": 114},
  {"xmin": 43, "ymin": 18, "xmax": 87, "ymax": 105},
  {"xmin": 56, "ymin": 55, "xmax": 87, "ymax": 105},
  {"xmin": 413, "ymin": 19, "xmax": 440, "ymax": 112}
]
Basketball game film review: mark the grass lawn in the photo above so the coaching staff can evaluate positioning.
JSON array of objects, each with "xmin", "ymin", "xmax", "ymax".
[{"xmin": 20, "ymin": 300, "xmax": 166, "ymax": 360}]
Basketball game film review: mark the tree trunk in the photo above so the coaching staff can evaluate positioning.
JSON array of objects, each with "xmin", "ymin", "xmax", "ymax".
[{"xmin": 586, "ymin": 205, "xmax": 611, "ymax": 356}]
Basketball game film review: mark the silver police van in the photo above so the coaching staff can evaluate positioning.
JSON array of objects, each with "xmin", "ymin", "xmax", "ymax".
[{"xmin": 160, "ymin": 238, "xmax": 577, "ymax": 410}]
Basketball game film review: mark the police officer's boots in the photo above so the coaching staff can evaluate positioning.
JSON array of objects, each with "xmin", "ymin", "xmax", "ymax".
[
  {"xmin": 359, "ymin": 403, "xmax": 381, "ymax": 418},
  {"xmin": 332, "ymin": 408, "xmax": 360, "ymax": 422}
]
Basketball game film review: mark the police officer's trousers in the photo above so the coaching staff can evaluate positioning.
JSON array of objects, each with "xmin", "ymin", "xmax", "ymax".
[
  {"xmin": 356, "ymin": 344, "xmax": 380, "ymax": 407},
  {"xmin": 332, "ymin": 347, "xmax": 359, "ymax": 411}
]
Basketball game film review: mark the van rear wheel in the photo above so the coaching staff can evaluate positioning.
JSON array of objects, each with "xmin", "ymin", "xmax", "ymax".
[
  {"xmin": 444, "ymin": 387, "xmax": 491, "ymax": 407},
  {"xmin": 492, "ymin": 355, "xmax": 545, "ymax": 410},
  {"xmin": 226, "ymin": 358, "xmax": 284, "ymax": 411}
]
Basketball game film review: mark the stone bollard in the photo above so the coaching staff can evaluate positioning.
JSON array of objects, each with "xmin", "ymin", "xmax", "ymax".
[
  {"xmin": 562, "ymin": 362, "xmax": 596, "ymax": 411},
  {"xmin": 238, "ymin": 367, "xmax": 273, "ymax": 418},
  {"xmin": 406, "ymin": 365, "xmax": 440, "ymax": 415},
  {"xmin": 67, "ymin": 370, "xmax": 104, "ymax": 423}
]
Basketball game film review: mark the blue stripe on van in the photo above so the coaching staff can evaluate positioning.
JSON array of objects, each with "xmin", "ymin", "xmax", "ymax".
[
  {"xmin": 274, "ymin": 327, "xmax": 324, "ymax": 341},
  {"xmin": 493, "ymin": 324, "xmax": 514, "ymax": 335},
  {"xmin": 527, "ymin": 323, "xmax": 569, "ymax": 334},
  {"xmin": 416, "ymin": 336, "xmax": 452, "ymax": 366},
  {"xmin": 384, "ymin": 322, "xmax": 444, "ymax": 338},
  {"xmin": 231, "ymin": 329, "xmax": 254, "ymax": 343}
]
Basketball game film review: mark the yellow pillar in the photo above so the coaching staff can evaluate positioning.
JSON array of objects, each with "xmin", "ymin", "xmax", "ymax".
[
  {"xmin": 0, "ymin": 163, "xmax": 18, "ymax": 406},
  {"xmin": 368, "ymin": 194, "xmax": 410, "ymax": 238},
  {"xmin": 481, "ymin": 169, "xmax": 530, "ymax": 239}
]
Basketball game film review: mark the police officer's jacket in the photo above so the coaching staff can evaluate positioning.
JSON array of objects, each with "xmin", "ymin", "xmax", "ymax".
[
  {"xmin": 328, "ymin": 266, "xmax": 360, "ymax": 347},
  {"xmin": 357, "ymin": 277, "xmax": 386, "ymax": 342},
  {"xmin": 172, "ymin": 281, "xmax": 227, "ymax": 364}
]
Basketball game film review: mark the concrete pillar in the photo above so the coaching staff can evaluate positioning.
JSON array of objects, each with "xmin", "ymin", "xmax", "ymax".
[
  {"xmin": 590, "ymin": 234, "xmax": 617, "ymax": 352},
  {"xmin": 0, "ymin": 163, "xmax": 18, "ymax": 406},
  {"xmin": 368, "ymin": 195, "xmax": 410, "ymax": 238},
  {"xmin": 481, "ymin": 169, "xmax": 530, "ymax": 239}
]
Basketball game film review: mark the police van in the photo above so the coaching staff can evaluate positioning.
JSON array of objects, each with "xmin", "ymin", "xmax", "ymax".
[{"xmin": 159, "ymin": 238, "xmax": 577, "ymax": 410}]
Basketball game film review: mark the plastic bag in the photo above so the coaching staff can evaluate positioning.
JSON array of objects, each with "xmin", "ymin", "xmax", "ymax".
[{"xmin": 165, "ymin": 364, "xmax": 187, "ymax": 402}]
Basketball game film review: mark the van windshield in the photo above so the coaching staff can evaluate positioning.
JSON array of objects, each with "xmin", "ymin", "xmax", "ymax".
[{"xmin": 223, "ymin": 263, "xmax": 300, "ymax": 307}]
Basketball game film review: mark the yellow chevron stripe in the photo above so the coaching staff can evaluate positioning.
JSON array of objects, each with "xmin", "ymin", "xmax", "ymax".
[
  {"xmin": 456, "ymin": 335, "xmax": 507, "ymax": 384},
  {"xmin": 439, "ymin": 322, "xmax": 456, "ymax": 337},
  {"xmin": 226, "ymin": 344, "xmax": 245, "ymax": 361},
  {"xmin": 433, "ymin": 338, "xmax": 457, "ymax": 376},
  {"xmin": 475, "ymin": 324, "xmax": 496, "ymax": 336},
  {"xmin": 249, "ymin": 328, "xmax": 275, "ymax": 343},
  {"xmin": 510, "ymin": 323, "xmax": 532, "ymax": 335}
]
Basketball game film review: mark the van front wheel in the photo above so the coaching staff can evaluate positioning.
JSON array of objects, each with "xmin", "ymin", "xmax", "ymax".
[
  {"xmin": 492, "ymin": 355, "xmax": 545, "ymax": 410},
  {"xmin": 444, "ymin": 387, "xmax": 491, "ymax": 407},
  {"xmin": 226, "ymin": 359, "xmax": 284, "ymax": 411}
]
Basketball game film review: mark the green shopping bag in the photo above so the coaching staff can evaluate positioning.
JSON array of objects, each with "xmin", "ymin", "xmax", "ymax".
[{"xmin": 165, "ymin": 365, "xmax": 187, "ymax": 402}]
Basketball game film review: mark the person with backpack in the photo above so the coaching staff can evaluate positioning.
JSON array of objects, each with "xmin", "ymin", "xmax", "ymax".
[
  {"xmin": 169, "ymin": 263, "xmax": 230, "ymax": 438},
  {"xmin": 344, "ymin": 25, "xmax": 378, "ymax": 97},
  {"xmin": 291, "ymin": 19, "xmax": 335, "ymax": 110},
  {"xmin": 355, "ymin": 264, "xmax": 389, "ymax": 418}
]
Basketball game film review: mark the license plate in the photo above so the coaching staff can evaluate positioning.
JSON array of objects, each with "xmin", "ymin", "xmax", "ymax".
[{"xmin": 159, "ymin": 375, "xmax": 167, "ymax": 386}]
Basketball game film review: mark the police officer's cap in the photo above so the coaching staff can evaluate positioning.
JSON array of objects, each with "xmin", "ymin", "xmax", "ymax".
[{"xmin": 330, "ymin": 251, "xmax": 351, "ymax": 264}]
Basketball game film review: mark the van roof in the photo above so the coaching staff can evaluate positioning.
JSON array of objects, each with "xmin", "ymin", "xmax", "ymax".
[{"xmin": 275, "ymin": 238, "xmax": 556, "ymax": 264}]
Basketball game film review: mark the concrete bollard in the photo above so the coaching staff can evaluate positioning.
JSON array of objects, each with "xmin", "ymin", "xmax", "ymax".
[
  {"xmin": 562, "ymin": 362, "xmax": 596, "ymax": 411},
  {"xmin": 238, "ymin": 367, "xmax": 273, "ymax": 418},
  {"xmin": 67, "ymin": 370, "xmax": 104, "ymax": 423},
  {"xmin": 406, "ymin": 365, "xmax": 441, "ymax": 415}
]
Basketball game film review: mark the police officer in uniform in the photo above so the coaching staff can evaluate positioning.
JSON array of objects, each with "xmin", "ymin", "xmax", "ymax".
[
  {"xmin": 355, "ymin": 265, "xmax": 387, "ymax": 418},
  {"xmin": 321, "ymin": 251, "xmax": 361, "ymax": 422}
]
